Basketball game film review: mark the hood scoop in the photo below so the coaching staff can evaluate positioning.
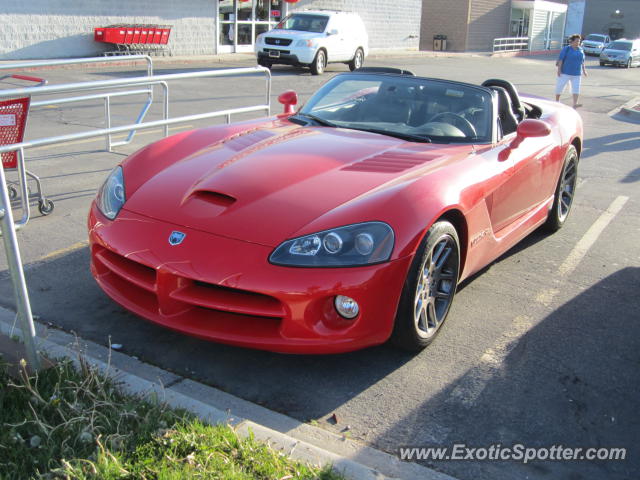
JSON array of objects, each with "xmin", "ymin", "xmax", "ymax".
[
  {"xmin": 342, "ymin": 151, "xmax": 441, "ymax": 173},
  {"xmin": 223, "ymin": 129, "xmax": 275, "ymax": 152},
  {"xmin": 181, "ymin": 190, "xmax": 237, "ymax": 216},
  {"xmin": 191, "ymin": 190, "xmax": 236, "ymax": 207}
]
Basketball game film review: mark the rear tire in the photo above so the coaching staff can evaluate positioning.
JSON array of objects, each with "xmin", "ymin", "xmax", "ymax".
[
  {"xmin": 599, "ymin": 61, "xmax": 605, "ymax": 66},
  {"xmin": 391, "ymin": 221, "xmax": 460, "ymax": 351},
  {"xmin": 348, "ymin": 48, "xmax": 364, "ymax": 71},
  {"xmin": 310, "ymin": 49, "xmax": 326, "ymax": 75},
  {"xmin": 544, "ymin": 145, "xmax": 578, "ymax": 232}
]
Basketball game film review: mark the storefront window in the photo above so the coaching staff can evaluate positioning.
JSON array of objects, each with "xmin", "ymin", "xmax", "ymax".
[
  {"xmin": 218, "ymin": 0, "xmax": 284, "ymax": 50},
  {"xmin": 510, "ymin": 8, "xmax": 530, "ymax": 37}
]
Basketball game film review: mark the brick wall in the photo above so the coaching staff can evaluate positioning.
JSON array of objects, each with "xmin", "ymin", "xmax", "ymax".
[
  {"xmin": 467, "ymin": 0, "xmax": 511, "ymax": 51},
  {"xmin": 0, "ymin": 0, "xmax": 217, "ymax": 60},
  {"xmin": 419, "ymin": 0, "xmax": 470, "ymax": 52},
  {"xmin": 290, "ymin": 0, "xmax": 422, "ymax": 50}
]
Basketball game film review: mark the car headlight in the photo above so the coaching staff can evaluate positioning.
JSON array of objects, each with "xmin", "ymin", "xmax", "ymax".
[
  {"xmin": 97, "ymin": 166, "xmax": 125, "ymax": 220},
  {"xmin": 295, "ymin": 39, "xmax": 315, "ymax": 48},
  {"xmin": 269, "ymin": 222, "xmax": 394, "ymax": 267}
]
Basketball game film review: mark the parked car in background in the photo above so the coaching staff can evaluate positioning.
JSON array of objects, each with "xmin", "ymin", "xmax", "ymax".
[
  {"xmin": 255, "ymin": 10, "xmax": 368, "ymax": 75},
  {"xmin": 581, "ymin": 33, "xmax": 610, "ymax": 56},
  {"xmin": 599, "ymin": 38, "xmax": 640, "ymax": 68}
]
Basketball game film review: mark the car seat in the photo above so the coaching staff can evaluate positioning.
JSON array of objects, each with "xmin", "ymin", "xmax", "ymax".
[{"xmin": 489, "ymin": 86, "xmax": 518, "ymax": 136}]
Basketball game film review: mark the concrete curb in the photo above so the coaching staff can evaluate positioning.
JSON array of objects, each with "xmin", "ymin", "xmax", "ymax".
[
  {"xmin": 0, "ymin": 306, "xmax": 457, "ymax": 480},
  {"xmin": 617, "ymin": 96, "xmax": 640, "ymax": 121}
]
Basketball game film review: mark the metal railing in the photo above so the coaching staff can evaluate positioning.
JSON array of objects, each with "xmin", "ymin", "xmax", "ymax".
[
  {"xmin": 0, "ymin": 65, "xmax": 272, "ymax": 370},
  {"xmin": 1, "ymin": 66, "xmax": 271, "ymax": 229},
  {"xmin": 493, "ymin": 37, "xmax": 530, "ymax": 53},
  {"xmin": 1, "ymin": 55, "xmax": 156, "ymax": 151}
]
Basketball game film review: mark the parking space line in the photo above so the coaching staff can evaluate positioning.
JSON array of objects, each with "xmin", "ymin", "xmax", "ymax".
[
  {"xmin": 537, "ymin": 195, "xmax": 629, "ymax": 306},
  {"xmin": 32, "ymin": 241, "xmax": 89, "ymax": 264},
  {"xmin": 448, "ymin": 195, "xmax": 629, "ymax": 407},
  {"xmin": 558, "ymin": 195, "xmax": 628, "ymax": 276}
]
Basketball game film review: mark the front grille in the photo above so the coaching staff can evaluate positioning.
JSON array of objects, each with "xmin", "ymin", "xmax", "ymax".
[
  {"xmin": 265, "ymin": 48, "xmax": 291, "ymax": 55},
  {"xmin": 93, "ymin": 245, "xmax": 285, "ymax": 321},
  {"xmin": 265, "ymin": 37, "xmax": 292, "ymax": 46}
]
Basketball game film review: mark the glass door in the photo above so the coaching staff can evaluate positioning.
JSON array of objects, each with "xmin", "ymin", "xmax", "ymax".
[
  {"xmin": 217, "ymin": 0, "xmax": 284, "ymax": 53},
  {"xmin": 218, "ymin": 0, "xmax": 235, "ymax": 53}
]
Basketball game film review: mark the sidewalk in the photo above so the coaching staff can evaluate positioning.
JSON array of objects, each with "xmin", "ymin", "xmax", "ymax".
[{"xmin": 0, "ymin": 306, "xmax": 457, "ymax": 480}]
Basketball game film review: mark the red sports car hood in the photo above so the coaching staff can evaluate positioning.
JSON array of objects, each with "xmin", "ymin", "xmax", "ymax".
[{"xmin": 123, "ymin": 123, "xmax": 463, "ymax": 246}]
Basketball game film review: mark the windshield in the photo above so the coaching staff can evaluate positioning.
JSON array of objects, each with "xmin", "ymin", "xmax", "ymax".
[
  {"xmin": 585, "ymin": 35, "xmax": 606, "ymax": 42},
  {"xmin": 276, "ymin": 14, "xmax": 329, "ymax": 33},
  {"xmin": 607, "ymin": 41, "xmax": 631, "ymax": 51},
  {"xmin": 296, "ymin": 73, "xmax": 493, "ymax": 144}
]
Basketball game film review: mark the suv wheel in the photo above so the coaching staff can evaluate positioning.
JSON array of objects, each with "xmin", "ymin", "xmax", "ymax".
[
  {"xmin": 348, "ymin": 48, "xmax": 364, "ymax": 71},
  {"xmin": 310, "ymin": 50, "xmax": 326, "ymax": 75}
]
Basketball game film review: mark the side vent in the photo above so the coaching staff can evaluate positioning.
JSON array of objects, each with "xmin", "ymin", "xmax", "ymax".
[
  {"xmin": 224, "ymin": 129, "xmax": 275, "ymax": 151},
  {"xmin": 342, "ymin": 152, "xmax": 439, "ymax": 173}
]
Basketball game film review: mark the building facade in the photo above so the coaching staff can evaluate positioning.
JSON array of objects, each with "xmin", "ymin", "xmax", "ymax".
[
  {"xmin": 581, "ymin": 0, "xmax": 639, "ymax": 40},
  {"xmin": 0, "ymin": 0, "xmax": 575, "ymax": 60},
  {"xmin": 420, "ymin": 0, "xmax": 567, "ymax": 52},
  {"xmin": 0, "ymin": 0, "xmax": 420, "ymax": 60}
]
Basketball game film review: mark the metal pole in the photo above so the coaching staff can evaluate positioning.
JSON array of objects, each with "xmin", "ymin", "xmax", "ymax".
[{"xmin": 0, "ymin": 164, "xmax": 41, "ymax": 370}]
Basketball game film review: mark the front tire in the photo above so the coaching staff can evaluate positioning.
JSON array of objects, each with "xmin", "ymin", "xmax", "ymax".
[
  {"xmin": 544, "ymin": 145, "xmax": 578, "ymax": 232},
  {"xmin": 391, "ymin": 221, "xmax": 460, "ymax": 351},
  {"xmin": 348, "ymin": 48, "xmax": 364, "ymax": 71},
  {"xmin": 310, "ymin": 49, "xmax": 326, "ymax": 75}
]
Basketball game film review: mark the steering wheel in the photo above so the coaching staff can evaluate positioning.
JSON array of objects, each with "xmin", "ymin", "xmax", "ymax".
[{"xmin": 427, "ymin": 112, "xmax": 477, "ymax": 137}]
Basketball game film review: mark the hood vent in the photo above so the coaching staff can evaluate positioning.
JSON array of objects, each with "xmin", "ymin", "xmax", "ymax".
[
  {"xmin": 191, "ymin": 190, "xmax": 236, "ymax": 207},
  {"xmin": 342, "ymin": 152, "xmax": 440, "ymax": 173},
  {"xmin": 224, "ymin": 129, "xmax": 275, "ymax": 152}
]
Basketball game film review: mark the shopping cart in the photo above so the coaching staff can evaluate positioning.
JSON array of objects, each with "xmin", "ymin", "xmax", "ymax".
[
  {"xmin": 0, "ymin": 74, "xmax": 54, "ymax": 216},
  {"xmin": 94, "ymin": 24, "xmax": 172, "ymax": 55}
]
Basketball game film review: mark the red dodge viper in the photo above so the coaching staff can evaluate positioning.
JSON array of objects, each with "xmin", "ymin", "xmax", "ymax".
[{"xmin": 88, "ymin": 68, "xmax": 583, "ymax": 354}]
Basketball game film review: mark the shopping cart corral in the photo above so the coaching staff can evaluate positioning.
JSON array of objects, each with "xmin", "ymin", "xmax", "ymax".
[{"xmin": 0, "ymin": 74, "xmax": 54, "ymax": 217}]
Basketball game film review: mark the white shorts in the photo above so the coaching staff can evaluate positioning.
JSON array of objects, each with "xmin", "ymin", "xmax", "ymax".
[{"xmin": 555, "ymin": 74, "xmax": 582, "ymax": 95}]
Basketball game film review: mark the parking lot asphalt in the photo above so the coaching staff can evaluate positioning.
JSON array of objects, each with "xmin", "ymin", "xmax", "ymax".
[{"xmin": 1, "ymin": 51, "xmax": 639, "ymax": 480}]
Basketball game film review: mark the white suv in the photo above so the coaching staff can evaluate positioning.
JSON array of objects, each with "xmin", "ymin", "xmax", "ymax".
[
  {"xmin": 581, "ymin": 33, "xmax": 610, "ymax": 56},
  {"xmin": 255, "ymin": 10, "xmax": 368, "ymax": 75}
]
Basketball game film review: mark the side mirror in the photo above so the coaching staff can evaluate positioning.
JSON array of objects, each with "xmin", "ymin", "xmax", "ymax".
[
  {"xmin": 327, "ymin": 29, "xmax": 338, "ymax": 36},
  {"xmin": 278, "ymin": 90, "xmax": 298, "ymax": 115},
  {"xmin": 500, "ymin": 119, "xmax": 551, "ymax": 159},
  {"xmin": 516, "ymin": 119, "xmax": 551, "ymax": 139}
]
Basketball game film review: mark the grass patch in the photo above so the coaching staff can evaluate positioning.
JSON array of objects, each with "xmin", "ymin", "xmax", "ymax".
[{"xmin": 0, "ymin": 357, "xmax": 344, "ymax": 479}]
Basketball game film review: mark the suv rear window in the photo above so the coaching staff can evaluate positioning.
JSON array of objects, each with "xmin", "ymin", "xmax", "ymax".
[{"xmin": 276, "ymin": 14, "xmax": 329, "ymax": 33}]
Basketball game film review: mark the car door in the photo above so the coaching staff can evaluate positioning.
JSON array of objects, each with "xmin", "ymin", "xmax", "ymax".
[
  {"xmin": 324, "ymin": 16, "xmax": 351, "ymax": 62},
  {"xmin": 488, "ymin": 132, "xmax": 557, "ymax": 233}
]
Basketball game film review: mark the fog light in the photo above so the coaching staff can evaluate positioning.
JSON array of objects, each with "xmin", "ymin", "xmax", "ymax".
[{"xmin": 334, "ymin": 295, "xmax": 359, "ymax": 319}]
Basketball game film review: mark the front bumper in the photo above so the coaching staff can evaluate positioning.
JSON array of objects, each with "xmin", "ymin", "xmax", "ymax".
[
  {"xmin": 88, "ymin": 206, "xmax": 412, "ymax": 354},
  {"xmin": 582, "ymin": 46, "xmax": 602, "ymax": 55},
  {"xmin": 600, "ymin": 56, "xmax": 629, "ymax": 66},
  {"xmin": 256, "ymin": 46, "xmax": 316, "ymax": 66}
]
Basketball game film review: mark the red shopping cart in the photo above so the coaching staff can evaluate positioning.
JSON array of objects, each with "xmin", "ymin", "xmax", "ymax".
[
  {"xmin": 94, "ymin": 24, "xmax": 172, "ymax": 55},
  {"xmin": 1, "ymin": 75, "xmax": 54, "ymax": 216}
]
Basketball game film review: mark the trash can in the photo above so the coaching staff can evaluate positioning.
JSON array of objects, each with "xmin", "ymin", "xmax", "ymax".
[{"xmin": 433, "ymin": 34, "xmax": 447, "ymax": 51}]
